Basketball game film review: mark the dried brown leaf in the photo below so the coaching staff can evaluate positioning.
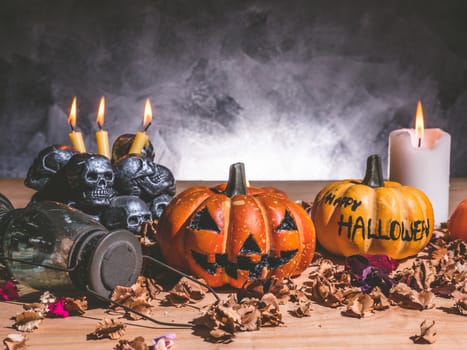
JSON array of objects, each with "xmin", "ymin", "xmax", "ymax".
[
  {"xmin": 342, "ymin": 293, "xmax": 374, "ymax": 318},
  {"xmin": 306, "ymin": 276, "xmax": 344, "ymax": 307},
  {"xmin": 14, "ymin": 311, "xmax": 43, "ymax": 332},
  {"xmin": 166, "ymin": 277, "xmax": 207, "ymax": 306},
  {"xmin": 389, "ymin": 283, "xmax": 435, "ymax": 310},
  {"xmin": 89, "ymin": 318, "xmax": 127, "ymax": 340},
  {"xmin": 258, "ymin": 293, "xmax": 282, "ymax": 327},
  {"xmin": 430, "ymin": 245, "xmax": 448, "ymax": 263},
  {"xmin": 138, "ymin": 276, "xmax": 162, "ymax": 300},
  {"xmin": 413, "ymin": 260, "xmax": 436, "ymax": 290},
  {"xmin": 114, "ymin": 336, "xmax": 148, "ymax": 350},
  {"xmin": 22, "ymin": 302, "xmax": 47, "ymax": 315},
  {"xmin": 208, "ymin": 328, "xmax": 235, "ymax": 343},
  {"xmin": 412, "ymin": 320, "xmax": 437, "ymax": 344},
  {"xmin": 317, "ymin": 258, "xmax": 338, "ymax": 278},
  {"xmin": 111, "ymin": 286, "xmax": 136, "ymax": 307},
  {"xmin": 237, "ymin": 304, "xmax": 260, "ymax": 331},
  {"xmin": 369, "ymin": 287, "xmax": 390, "ymax": 310},
  {"xmin": 139, "ymin": 221, "xmax": 158, "ymax": 247},
  {"xmin": 125, "ymin": 298, "xmax": 153, "ymax": 320},
  {"xmin": 64, "ymin": 296, "xmax": 88, "ymax": 315},
  {"xmin": 2, "ymin": 333, "xmax": 28, "ymax": 350},
  {"xmin": 39, "ymin": 291, "xmax": 56, "ymax": 305},
  {"xmin": 290, "ymin": 298, "xmax": 313, "ymax": 318},
  {"xmin": 266, "ymin": 277, "xmax": 292, "ymax": 303},
  {"xmin": 454, "ymin": 296, "xmax": 467, "ymax": 316}
]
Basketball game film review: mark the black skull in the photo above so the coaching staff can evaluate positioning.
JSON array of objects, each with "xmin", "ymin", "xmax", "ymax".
[
  {"xmin": 101, "ymin": 195, "xmax": 152, "ymax": 233},
  {"xmin": 65, "ymin": 153, "xmax": 115, "ymax": 210},
  {"xmin": 111, "ymin": 133, "xmax": 155, "ymax": 163},
  {"xmin": 113, "ymin": 155, "xmax": 176, "ymax": 203},
  {"xmin": 25, "ymin": 145, "xmax": 78, "ymax": 191}
]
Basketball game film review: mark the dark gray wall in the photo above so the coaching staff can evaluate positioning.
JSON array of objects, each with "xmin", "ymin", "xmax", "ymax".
[{"xmin": 0, "ymin": 0, "xmax": 466, "ymax": 180}]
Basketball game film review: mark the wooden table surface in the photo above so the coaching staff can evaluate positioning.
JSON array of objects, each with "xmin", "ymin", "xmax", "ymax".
[{"xmin": 0, "ymin": 178, "xmax": 466, "ymax": 350}]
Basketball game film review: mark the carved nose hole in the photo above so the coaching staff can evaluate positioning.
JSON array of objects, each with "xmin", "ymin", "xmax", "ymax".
[{"xmin": 240, "ymin": 234, "xmax": 261, "ymax": 254}]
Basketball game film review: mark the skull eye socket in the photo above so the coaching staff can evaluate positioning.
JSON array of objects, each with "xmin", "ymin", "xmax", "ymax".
[
  {"xmin": 128, "ymin": 215, "xmax": 140, "ymax": 225},
  {"xmin": 86, "ymin": 171, "xmax": 98, "ymax": 182},
  {"xmin": 104, "ymin": 171, "xmax": 114, "ymax": 181},
  {"xmin": 189, "ymin": 207, "xmax": 220, "ymax": 233},
  {"xmin": 275, "ymin": 210, "xmax": 298, "ymax": 232}
]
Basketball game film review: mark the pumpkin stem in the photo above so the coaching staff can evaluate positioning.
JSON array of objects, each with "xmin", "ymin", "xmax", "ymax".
[
  {"xmin": 362, "ymin": 154, "xmax": 385, "ymax": 188},
  {"xmin": 224, "ymin": 162, "xmax": 248, "ymax": 197}
]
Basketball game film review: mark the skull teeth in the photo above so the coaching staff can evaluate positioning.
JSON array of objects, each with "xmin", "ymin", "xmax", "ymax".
[{"xmin": 84, "ymin": 189, "xmax": 114, "ymax": 199}]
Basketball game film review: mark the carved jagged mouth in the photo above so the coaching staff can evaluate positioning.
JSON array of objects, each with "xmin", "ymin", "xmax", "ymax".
[{"xmin": 191, "ymin": 249, "xmax": 299, "ymax": 279}]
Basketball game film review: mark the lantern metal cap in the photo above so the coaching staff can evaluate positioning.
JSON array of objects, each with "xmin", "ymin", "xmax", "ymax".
[{"xmin": 87, "ymin": 229, "xmax": 143, "ymax": 298}]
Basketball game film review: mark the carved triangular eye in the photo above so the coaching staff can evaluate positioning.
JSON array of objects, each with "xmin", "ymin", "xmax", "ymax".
[
  {"xmin": 189, "ymin": 207, "xmax": 220, "ymax": 233},
  {"xmin": 275, "ymin": 210, "xmax": 298, "ymax": 231}
]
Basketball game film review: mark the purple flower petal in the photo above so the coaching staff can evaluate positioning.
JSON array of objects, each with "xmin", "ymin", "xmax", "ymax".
[
  {"xmin": 153, "ymin": 333, "xmax": 176, "ymax": 349},
  {"xmin": 345, "ymin": 254, "xmax": 398, "ymax": 295}
]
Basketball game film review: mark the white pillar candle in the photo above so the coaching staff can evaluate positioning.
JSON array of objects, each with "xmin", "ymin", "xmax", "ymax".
[{"xmin": 388, "ymin": 125, "xmax": 451, "ymax": 225}]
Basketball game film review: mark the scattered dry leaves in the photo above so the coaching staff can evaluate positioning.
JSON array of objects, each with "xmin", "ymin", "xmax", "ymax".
[{"xmin": 192, "ymin": 292, "xmax": 283, "ymax": 343}]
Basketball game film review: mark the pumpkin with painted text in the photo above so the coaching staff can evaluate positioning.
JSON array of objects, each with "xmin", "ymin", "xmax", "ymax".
[
  {"xmin": 157, "ymin": 163, "xmax": 316, "ymax": 288},
  {"xmin": 311, "ymin": 155, "xmax": 434, "ymax": 259}
]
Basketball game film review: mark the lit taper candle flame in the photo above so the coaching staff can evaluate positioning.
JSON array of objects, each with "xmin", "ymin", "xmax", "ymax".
[
  {"xmin": 129, "ymin": 98, "xmax": 153, "ymax": 154},
  {"xmin": 68, "ymin": 97, "xmax": 87, "ymax": 153},
  {"xmin": 95, "ymin": 96, "xmax": 111, "ymax": 158}
]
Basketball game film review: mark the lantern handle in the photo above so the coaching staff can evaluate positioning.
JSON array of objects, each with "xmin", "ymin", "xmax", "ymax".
[
  {"xmin": 142, "ymin": 255, "xmax": 220, "ymax": 303},
  {"xmin": 0, "ymin": 255, "xmax": 79, "ymax": 272}
]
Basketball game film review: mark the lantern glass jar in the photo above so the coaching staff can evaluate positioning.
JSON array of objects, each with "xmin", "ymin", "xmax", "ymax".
[{"xmin": 0, "ymin": 199, "xmax": 142, "ymax": 297}]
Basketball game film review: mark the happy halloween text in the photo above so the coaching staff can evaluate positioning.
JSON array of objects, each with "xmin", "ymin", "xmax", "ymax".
[{"xmin": 322, "ymin": 192, "xmax": 430, "ymax": 242}]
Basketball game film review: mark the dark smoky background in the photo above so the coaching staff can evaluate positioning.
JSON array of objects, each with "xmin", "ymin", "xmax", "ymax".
[{"xmin": 0, "ymin": 0, "xmax": 466, "ymax": 180}]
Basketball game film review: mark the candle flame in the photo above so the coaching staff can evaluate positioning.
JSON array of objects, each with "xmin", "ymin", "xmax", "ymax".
[
  {"xmin": 68, "ymin": 97, "xmax": 77, "ymax": 131},
  {"xmin": 415, "ymin": 100, "xmax": 425, "ymax": 147},
  {"xmin": 143, "ymin": 98, "xmax": 153, "ymax": 131},
  {"xmin": 96, "ymin": 96, "xmax": 106, "ymax": 129}
]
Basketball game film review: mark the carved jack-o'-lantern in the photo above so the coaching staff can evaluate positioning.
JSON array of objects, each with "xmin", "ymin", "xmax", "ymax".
[{"xmin": 157, "ymin": 163, "xmax": 316, "ymax": 288}]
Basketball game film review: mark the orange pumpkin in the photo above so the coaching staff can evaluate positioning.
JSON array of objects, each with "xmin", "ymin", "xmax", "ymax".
[
  {"xmin": 311, "ymin": 155, "xmax": 434, "ymax": 259},
  {"xmin": 448, "ymin": 199, "xmax": 467, "ymax": 242},
  {"xmin": 157, "ymin": 163, "xmax": 316, "ymax": 288}
]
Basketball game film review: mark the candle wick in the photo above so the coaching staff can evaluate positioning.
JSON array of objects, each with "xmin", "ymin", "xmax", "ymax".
[
  {"xmin": 418, "ymin": 138, "xmax": 421, "ymax": 148},
  {"xmin": 69, "ymin": 123, "xmax": 75, "ymax": 132},
  {"xmin": 144, "ymin": 122, "xmax": 152, "ymax": 132}
]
